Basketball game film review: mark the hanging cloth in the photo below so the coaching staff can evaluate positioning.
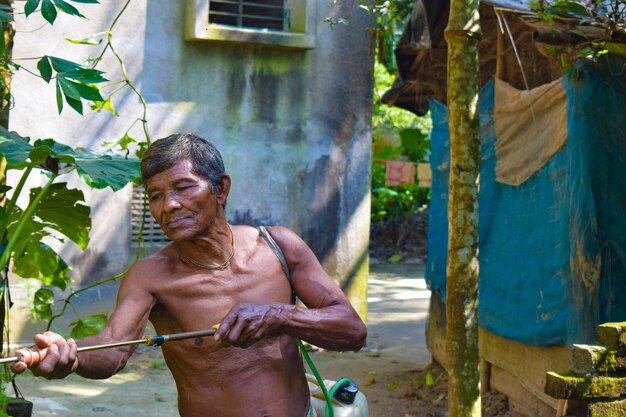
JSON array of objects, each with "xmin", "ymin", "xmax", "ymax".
[{"xmin": 494, "ymin": 77, "xmax": 567, "ymax": 186}]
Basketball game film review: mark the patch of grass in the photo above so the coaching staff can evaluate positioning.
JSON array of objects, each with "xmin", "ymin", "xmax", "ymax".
[
  {"xmin": 387, "ymin": 382, "xmax": 398, "ymax": 391},
  {"xmin": 150, "ymin": 359, "xmax": 167, "ymax": 370}
]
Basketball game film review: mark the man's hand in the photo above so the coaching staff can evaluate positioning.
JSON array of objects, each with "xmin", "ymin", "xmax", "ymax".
[
  {"xmin": 214, "ymin": 303, "xmax": 287, "ymax": 349},
  {"xmin": 11, "ymin": 331, "xmax": 78, "ymax": 379}
]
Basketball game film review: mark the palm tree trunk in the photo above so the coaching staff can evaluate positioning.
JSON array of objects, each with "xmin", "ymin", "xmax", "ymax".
[{"xmin": 444, "ymin": 0, "xmax": 482, "ymax": 415}]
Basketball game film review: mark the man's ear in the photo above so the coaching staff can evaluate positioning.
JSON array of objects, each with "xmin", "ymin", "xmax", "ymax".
[{"xmin": 215, "ymin": 174, "xmax": 231, "ymax": 206}]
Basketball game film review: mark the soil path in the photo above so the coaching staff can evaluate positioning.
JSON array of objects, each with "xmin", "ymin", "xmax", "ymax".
[{"xmin": 7, "ymin": 262, "xmax": 510, "ymax": 416}]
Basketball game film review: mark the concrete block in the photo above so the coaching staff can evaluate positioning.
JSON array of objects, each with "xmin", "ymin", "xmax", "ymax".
[
  {"xmin": 596, "ymin": 323, "xmax": 626, "ymax": 349},
  {"xmin": 573, "ymin": 344, "xmax": 626, "ymax": 374},
  {"xmin": 587, "ymin": 398, "xmax": 626, "ymax": 417},
  {"xmin": 545, "ymin": 371, "xmax": 626, "ymax": 400}
]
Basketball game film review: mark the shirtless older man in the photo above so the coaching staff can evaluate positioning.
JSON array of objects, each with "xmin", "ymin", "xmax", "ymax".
[{"xmin": 12, "ymin": 132, "xmax": 367, "ymax": 417}]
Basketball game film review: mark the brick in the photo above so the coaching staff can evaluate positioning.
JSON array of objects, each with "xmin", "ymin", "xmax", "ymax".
[
  {"xmin": 545, "ymin": 371, "xmax": 626, "ymax": 399},
  {"xmin": 596, "ymin": 323, "xmax": 626, "ymax": 349},
  {"xmin": 573, "ymin": 344, "xmax": 626, "ymax": 374}
]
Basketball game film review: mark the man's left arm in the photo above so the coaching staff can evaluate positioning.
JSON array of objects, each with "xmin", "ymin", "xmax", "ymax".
[{"xmin": 214, "ymin": 227, "xmax": 367, "ymax": 351}]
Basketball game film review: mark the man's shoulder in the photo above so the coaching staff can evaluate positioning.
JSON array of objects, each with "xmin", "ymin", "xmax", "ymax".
[
  {"xmin": 126, "ymin": 245, "xmax": 176, "ymax": 277},
  {"xmin": 232, "ymin": 224, "xmax": 296, "ymax": 243},
  {"xmin": 259, "ymin": 225, "xmax": 297, "ymax": 240}
]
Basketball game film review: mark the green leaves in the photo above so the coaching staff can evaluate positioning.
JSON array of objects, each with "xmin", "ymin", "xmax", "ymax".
[
  {"xmin": 37, "ymin": 56, "xmax": 107, "ymax": 114},
  {"xmin": 25, "ymin": 0, "xmax": 99, "ymax": 24},
  {"xmin": 41, "ymin": 0, "xmax": 58, "ymax": 24},
  {"xmin": 6, "ymin": 182, "xmax": 89, "ymax": 288},
  {"xmin": 0, "ymin": 129, "xmax": 36, "ymax": 169},
  {"xmin": 72, "ymin": 148, "xmax": 142, "ymax": 191},
  {"xmin": 0, "ymin": 127, "xmax": 141, "ymax": 191},
  {"xmin": 425, "ymin": 371, "xmax": 435, "ymax": 387},
  {"xmin": 34, "ymin": 292, "xmax": 108, "ymax": 339},
  {"xmin": 0, "ymin": 3, "xmax": 13, "ymax": 53},
  {"xmin": 549, "ymin": 1, "xmax": 589, "ymax": 18},
  {"xmin": 90, "ymin": 97, "xmax": 118, "ymax": 116},
  {"xmin": 531, "ymin": 0, "xmax": 589, "ymax": 23},
  {"xmin": 12, "ymin": 239, "xmax": 72, "ymax": 289},
  {"xmin": 605, "ymin": 42, "xmax": 626, "ymax": 58},
  {"xmin": 0, "ymin": 4, "xmax": 14, "ymax": 23},
  {"xmin": 33, "ymin": 289, "xmax": 55, "ymax": 322},
  {"xmin": 32, "ymin": 182, "xmax": 91, "ymax": 249},
  {"xmin": 530, "ymin": 1, "xmax": 626, "ymax": 64},
  {"xmin": 70, "ymin": 314, "xmax": 107, "ymax": 339},
  {"xmin": 24, "ymin": 0, "xmax": 40, "ymax": 17},
  {"xmin": 65, "ymin": 35, "xmax": 103, "ymax": 46}
]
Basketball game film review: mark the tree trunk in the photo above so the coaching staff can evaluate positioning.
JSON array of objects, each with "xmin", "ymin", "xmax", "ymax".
[{"xmin": 444, "ymin": 0, "xmax": 482, "ymax": 416}]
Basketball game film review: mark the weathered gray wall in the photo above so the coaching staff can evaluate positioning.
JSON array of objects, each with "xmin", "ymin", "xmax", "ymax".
[{"xmin": 8, "ymin": 0, "xmax": 373, "ymax": 332}]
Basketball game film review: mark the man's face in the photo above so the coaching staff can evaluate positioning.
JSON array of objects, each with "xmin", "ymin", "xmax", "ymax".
[{"xmin": 146, "ymin": 159, "xmax": 219, "ymax": 241}]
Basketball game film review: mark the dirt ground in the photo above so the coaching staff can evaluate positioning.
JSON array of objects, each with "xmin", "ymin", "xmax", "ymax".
[{"xmin": 7, "ymin": 262, "xmax": 522, "ymax": 417}]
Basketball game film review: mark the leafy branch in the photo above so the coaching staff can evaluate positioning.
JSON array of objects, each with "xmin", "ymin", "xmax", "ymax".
[
  {"xmin": 530, "ymin": 0, "xmax": 626, "ymax": 62},
  {"xmin": 0, "ymin": 127, "xmax": 141, "ymax": 337},
  {"xmin": 3, "ymin": 0, "xmax": 151, "ymax": 155}
]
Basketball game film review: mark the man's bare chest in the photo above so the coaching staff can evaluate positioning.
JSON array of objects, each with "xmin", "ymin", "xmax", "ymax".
[{"xmin": 148, "ymin": 261, "xmax": 293, "ymax": 332}]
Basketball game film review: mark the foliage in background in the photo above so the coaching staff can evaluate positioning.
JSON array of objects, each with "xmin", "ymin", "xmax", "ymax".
[
  {"xmin": 530, "ymin": 0, "xmax": 626, "ymax": 66},
  {"xmin": 325, "ymin": 0, "xmax": 414, "ymax": 73},
  {"xmin": 369, "ymin": 0, "xmax": 415, "ymax": 73},
  {"xmin": 371, "ymin": 59, "xmax": 431, "ymax": 259},
  {"xmin": 371, "ymin": 60, "xmax": 431, "ymax": 226}
]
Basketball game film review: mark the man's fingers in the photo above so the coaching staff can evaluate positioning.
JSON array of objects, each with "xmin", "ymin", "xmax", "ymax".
[
  {"xmin": 10, "ymin": 361, "xmax": 28, "ymax": 374},
  {"xmin": 56, "ymin": 339, "xmax": 71, "ymax": 368},
  {"xmin": 67, "ymin": 339, "xmax": 77, "ymax": 366},
  {"xmin": 10, "ymin": 333, "xmax": 77, "ymax": 379},
  {"xmin": 34, "ymin": 331, "xmax": 60, "ymax": 348},
  {"xmin": 214, "ymin": 311, "xmax": 238, "ymax": 342}
]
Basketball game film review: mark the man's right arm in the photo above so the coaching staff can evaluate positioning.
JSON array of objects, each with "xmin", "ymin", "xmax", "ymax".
[{"xmin": 12, "ymin": 260, "xmax": 157, "ymax": 379}]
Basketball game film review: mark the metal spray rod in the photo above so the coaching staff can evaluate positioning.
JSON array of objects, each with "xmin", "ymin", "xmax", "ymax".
[{"xmin": 0, "ymin": 328, "xmax": 218, "ymax": 365}]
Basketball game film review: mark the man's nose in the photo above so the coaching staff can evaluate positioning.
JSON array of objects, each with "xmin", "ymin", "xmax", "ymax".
[{"xmin": 164, "ymin": 193, "xmax": 182, "ymax": 211}]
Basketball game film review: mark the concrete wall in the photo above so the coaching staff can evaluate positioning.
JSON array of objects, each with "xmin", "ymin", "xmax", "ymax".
[{"xmin": 8, "ymin": 0, "xmax": 374, "ymax": 334}]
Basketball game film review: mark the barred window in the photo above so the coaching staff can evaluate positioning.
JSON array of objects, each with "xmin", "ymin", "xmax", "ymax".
[
  {"xmin": 131, "ymin": 187, "xmax": 170, "ymax": 248},
  {"xmin": 209, "ymin": 0, "xmax": 286, "ymax": 31},
  {"xmin": 185, "ymin": 0, "xmax": 315, "ymax": 49}
]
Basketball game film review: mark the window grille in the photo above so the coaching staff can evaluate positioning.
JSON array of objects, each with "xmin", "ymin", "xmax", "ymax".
[
  {"xmin": 185, "ymin": 0, "xmax": 315, "ymax": 49},
  {"xmin": 209, "ymin": 0, "xmax": 286, "ymax": 31},
  {"xmin": 131, "ymin": 187, "xmax": 170, "ymax": 247}
]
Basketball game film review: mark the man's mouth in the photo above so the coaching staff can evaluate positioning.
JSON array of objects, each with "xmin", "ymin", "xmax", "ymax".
[{"xmin": 166, "ymin": 217, "xmax": 190, "ymax": 227}]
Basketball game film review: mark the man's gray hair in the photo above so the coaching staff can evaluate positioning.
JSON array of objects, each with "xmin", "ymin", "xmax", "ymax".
[{"xmin": 141, "ymin": 132, "xmax": 225, "ymax": 190}]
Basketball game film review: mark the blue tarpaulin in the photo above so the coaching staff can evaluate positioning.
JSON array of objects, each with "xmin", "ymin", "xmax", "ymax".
[{"xmin": 425, "ymin": 56, "xmax": 626, "ymax": 346}]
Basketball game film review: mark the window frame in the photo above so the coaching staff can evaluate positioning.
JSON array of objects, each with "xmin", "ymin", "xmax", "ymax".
[{"xmin": 185, "ymin": 0, "xmax": 316, "ymax": 49}]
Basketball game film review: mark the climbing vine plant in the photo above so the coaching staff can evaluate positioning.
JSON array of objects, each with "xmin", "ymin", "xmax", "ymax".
[{"xmin": 0, "ymin": 1, "xmax": 151, "ymax": 412}]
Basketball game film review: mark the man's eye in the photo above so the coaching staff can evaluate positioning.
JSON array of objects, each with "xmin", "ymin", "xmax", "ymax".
[{"xmin": 149, "ymin": 194, "xmax": 162, "ymax": 202}]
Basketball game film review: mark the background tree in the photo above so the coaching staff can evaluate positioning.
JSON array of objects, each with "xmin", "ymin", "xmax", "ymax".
[{"xmin": 444, "ymin": 0, "xmax": 481, "ymax": 415}]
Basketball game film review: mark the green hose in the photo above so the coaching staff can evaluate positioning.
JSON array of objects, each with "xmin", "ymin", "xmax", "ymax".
[
  {"xmin": 296, "ymin": 339, "xmax": 334, "ymax": 417},
  {"xmin": 328, "ymin": 377, "xmax": 353, "ymax": 402}
]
